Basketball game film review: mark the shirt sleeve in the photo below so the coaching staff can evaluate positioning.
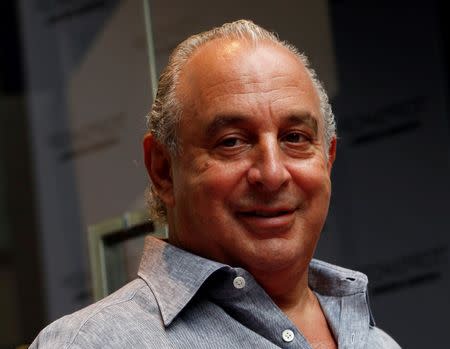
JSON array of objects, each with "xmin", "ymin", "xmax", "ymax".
[{"xmin": 367, "ymin": 326, "xmax": 401, "ymax": 349}]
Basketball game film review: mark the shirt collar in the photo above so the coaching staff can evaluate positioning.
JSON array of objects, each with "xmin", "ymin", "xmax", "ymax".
[
  {"xmin": 138, "ymin": 237, "xmax": 374, "ymax": 328},
  {"xmin": 309, "ymin": 259, "xmax": 369, "ymax": 296},
  {"xmin": 309, "ymin": 258, "xmax": 376, "ymax": 342},
  {"xmin": 138, "ymin": 236, "xmax": 227, "ymax": 326}
]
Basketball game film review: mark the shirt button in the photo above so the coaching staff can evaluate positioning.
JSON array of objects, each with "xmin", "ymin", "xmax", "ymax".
[
  {"xmin": 233, "ymin": 276, "xmax": 246, "ymax": 289},
  {"xmin": 282, "ymin": 329, "xmax": 295, "ymax": 342}
]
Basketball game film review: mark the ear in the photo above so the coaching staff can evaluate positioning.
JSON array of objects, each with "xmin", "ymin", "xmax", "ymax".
[
  {"xmin": 143, "ymin": 133, "xmax": 175, "ymax": 207},
  {"xmin": 327, "ymin": 137, "xmax": 337, "ymax": 175}
]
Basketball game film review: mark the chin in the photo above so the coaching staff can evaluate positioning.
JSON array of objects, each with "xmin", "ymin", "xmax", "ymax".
[{"xmin": 242, "ymin": 239, "xmax": 310, "ymax": 273}]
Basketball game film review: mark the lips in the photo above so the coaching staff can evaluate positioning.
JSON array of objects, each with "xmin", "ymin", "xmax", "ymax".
[
  {"xmin": 240, "ymin": 210, "xmax": 292, "ymax": 218},
  {"xmin": 236, "ymin": 207, "xmax": 297, "ymax": 234}
]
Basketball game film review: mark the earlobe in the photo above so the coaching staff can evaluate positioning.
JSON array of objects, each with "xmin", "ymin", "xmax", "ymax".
[
  {"xmin": 327, "ymin": 137, "xmax": 337, "ymax": 174},
  {"xmin": 143, "ymin": 133, "xmax": 175, "ymax": 207}
]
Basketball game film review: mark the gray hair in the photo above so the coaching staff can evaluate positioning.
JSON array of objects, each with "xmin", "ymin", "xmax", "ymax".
[{"xmin": 146, "ymin": 19, "xmax": 336, "ymax": 222}]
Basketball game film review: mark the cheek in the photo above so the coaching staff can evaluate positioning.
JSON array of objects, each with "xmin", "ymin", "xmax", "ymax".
[
  {"xmin": 288, "ymin": 159, "xmax": 331, "ymax": 195},
  {"xmin": 176, "ymin": 163, "xmax": 245, "ymax": 231},
  {"xmin": 189, "ymin": 159, "xmax": 248, "ymax": 198}
]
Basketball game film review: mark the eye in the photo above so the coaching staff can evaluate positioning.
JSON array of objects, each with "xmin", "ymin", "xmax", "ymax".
[
  {"xmin": 281, "ymin": 131, "xmax": 309, "ymax": 144},
  {"xmin": 220, "ymin": 137, "xmax": 242, "ymax": 147},
  {"xmin": 214, "ymin": 135, "xmax": 249, "ymax": 156},
  {"xmin": 219, "ymin": 136, "xmax": 244, "ymax": 148}
]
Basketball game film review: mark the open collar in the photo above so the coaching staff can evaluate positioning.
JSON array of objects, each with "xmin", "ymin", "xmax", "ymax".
[
  {"xmin": 138, "ymin": 237, "xmax": 375, "ymax": 333},
  {"xmin": 138, "ymin": 236, "xmax": 226, "ymax": 326},
  {"xmin": 309, "ymin": 259, "xmax": 375, "ymax": 348},
  {"xmin": 309, "ymin": 259, "xmax": 369, "ymax": 296}
]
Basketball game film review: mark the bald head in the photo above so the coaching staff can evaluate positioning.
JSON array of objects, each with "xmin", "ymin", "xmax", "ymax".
[{"xmin": 178, "ymin": 39, "xmax": 322, "ymax": 134}]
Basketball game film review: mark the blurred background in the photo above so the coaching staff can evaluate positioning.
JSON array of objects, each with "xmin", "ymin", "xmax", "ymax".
[{"xmin": 1, "ymin": 0, "xmax": 449, "ymax": 347}]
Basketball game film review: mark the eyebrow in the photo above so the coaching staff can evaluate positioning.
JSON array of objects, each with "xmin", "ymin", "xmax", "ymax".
[
  {"xmin": 205, "ymin": 113, "xmax": 318, "ymax": 136},
  {"xmin": 205, "ymin": 115, "xmax": 247, "ymax": 136},
  {"xmin": 284, "ymin": 114, "xmax": 318, "ymax": 135}
]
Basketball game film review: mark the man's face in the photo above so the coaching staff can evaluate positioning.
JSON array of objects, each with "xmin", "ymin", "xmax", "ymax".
[{"xmin": 162, "ymin": 40, "xmax": 335, "ymax": 273}]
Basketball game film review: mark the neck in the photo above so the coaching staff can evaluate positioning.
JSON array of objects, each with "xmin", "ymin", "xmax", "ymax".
[
  {"xmin": 249, "ymin": 262, "xmax": 313, "ymax": 315},
  {"xmin": 251, "ymin": 262, "xmax": 330, "ymax": 344}
]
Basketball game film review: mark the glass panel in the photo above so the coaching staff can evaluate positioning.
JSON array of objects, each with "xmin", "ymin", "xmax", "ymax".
[{"xmin": 20, "ymin": 0, "xmax": 156, "ymax": 321}]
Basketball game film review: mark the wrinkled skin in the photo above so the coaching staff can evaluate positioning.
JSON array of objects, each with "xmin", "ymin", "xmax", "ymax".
[{"xmin": 145, "ymin": 39, "xmax": 336, "ymax": 282}]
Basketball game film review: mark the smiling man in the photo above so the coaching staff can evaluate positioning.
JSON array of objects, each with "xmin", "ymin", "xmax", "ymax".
[{"xmin": 31, "ymin": 20, "xmax": 400, "ymax": 348}]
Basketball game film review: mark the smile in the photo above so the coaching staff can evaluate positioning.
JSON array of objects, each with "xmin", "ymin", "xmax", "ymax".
[
  {"xmin": 241, "ymin": 210, "xmax": 292, "ymax": 218},
  {"xmin": 236, "ymin": 208, "xmax": 296, "ymax": 234}
]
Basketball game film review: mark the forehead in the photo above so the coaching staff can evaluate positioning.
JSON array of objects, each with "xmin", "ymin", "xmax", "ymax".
[{"xmin": 177, "ymin": 39, "xmax": 321, "ymax": 128}]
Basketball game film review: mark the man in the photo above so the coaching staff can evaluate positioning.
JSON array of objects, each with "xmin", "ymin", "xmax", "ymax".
[{"xmin": 31, "ymin": 20, "xmax": 400, "ymax": 348}]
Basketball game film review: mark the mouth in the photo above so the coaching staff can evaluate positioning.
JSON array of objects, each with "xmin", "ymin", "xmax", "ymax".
[
  {"xmin": 236, "ymin": 207, "xmax": 297, "ymax": 234},
  {"xmin": 239, "ymin": 209, "xmax": 293, "ymax": 218}
]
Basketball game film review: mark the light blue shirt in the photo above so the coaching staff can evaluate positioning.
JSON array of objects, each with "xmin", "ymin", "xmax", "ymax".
[{"xmin": 31, "ymin": 237, "xmax": 400, "ymax": 348}]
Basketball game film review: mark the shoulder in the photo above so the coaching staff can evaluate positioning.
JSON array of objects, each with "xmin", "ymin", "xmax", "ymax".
[
  {"xmin": 368, "ymin": 326, "xmax": 401, "ymax": 348},
  {"xmin": 30, "ymin": 278, "xmax": 164, "ymax": 348}
]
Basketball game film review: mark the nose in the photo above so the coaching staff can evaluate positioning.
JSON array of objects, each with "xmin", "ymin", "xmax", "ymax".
[{"xmin": 247, "ymin": 138, "xmax": 290, "ymax": 192}]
